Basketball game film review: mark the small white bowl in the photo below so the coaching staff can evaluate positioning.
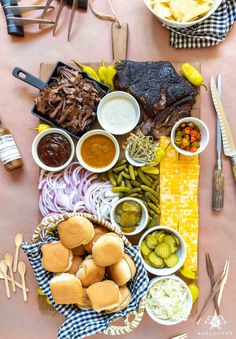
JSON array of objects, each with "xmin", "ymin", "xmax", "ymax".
[
  {"xmin": 97, "ymin": 91, "xmax": 141, "ymax": 135},
  {"xmin": 110, "ymin": 197, "xmax": 149, "ymax": 236},
  {"xmin": 146, "ymin": 275, "xmax": 193, "ymax": 325},
  {"xmin": 32, "ymin": 128, "xmax": 74, "ymax": 172},
  {"xmin": 143, "ymin": 0, "xmax": 223, "ymax": 29},
  {"xmin": 125, "ymin": 149, "xmax": 146, "ymax": 167},
  {"xmin": 76, "ymin": 129, "xmax": 120, "ymax": 173},
  {"xmin": 138, "ymin": 226, "xmax": 186, "ymax": 276},
  {"xmin": 171, "ymin": 117, "xmax": 210, "ymax": 157}
]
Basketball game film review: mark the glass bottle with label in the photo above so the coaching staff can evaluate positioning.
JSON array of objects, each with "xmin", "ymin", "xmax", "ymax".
[{"xmin": 0, "ymin": 120, "xmax": 23, "ymax": 171}]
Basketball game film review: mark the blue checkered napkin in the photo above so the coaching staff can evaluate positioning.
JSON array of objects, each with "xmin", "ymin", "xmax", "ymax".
[
  {"xmin": 22, "ymin": 237, "xmax": 149, "ymax": 339},
  {"xmin": 166, "ymin": 0, "xmax": 236, "ymax": 48}
]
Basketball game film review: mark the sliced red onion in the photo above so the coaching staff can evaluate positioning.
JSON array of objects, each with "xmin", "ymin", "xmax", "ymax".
[{"xmin": 38, "ymin": 164, "xmax": 118, "ymax": 219}]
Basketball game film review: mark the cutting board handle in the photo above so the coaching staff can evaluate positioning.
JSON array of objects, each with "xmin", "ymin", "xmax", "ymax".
[
  {"xmin": 12, "ymin": 67, "xmax": 47, "ymax": 90},
  {"xmin": 112, "ymin": 22, "xmax": 128, "ymax": 62}
]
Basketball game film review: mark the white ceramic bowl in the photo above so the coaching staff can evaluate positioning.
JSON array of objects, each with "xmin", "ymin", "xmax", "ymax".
[
  {"xmin": 32, "ymin": 128, "xmax": 75, "ymax": 172},
  {"xmin": 146, "ymin": 275, "xmax": 193, "ymax": 325},
  {"xmin": 97, "ymin": 91, "xmax": 141, "ymax": 135},
  {"xmin": 138, "ymin": 226, "xmax": 186, "ymax": 276},
  {"xmin": 110, "ymin": 197, "xmax": 149, "ymax": 236},
  {"xmin": 171, "ymin": 117, "xmax": 209, "ymax": 156},
  {"xmin": 76, "ymin": 129, "xmax": 120, "ymax": 173},
  {"xmin": 125, "ymin": 149, "xmax": 146, "ymax": 167},
  {"xmin": 143, "ymin": 0, "xmax": 223, "ymax": 28}
]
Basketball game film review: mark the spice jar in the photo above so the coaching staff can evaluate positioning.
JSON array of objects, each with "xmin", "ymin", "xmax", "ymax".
[{"xmin": 0, "ymin": 121, "xmax": 23, "ymax": 171}]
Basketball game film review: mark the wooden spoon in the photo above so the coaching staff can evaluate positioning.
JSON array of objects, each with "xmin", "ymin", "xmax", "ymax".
[
  {"xmin": 13, "ymin": 233, "xmax": 23, "ymax": 273},
  {"xmin": 0, "ymin": 260, "xmax": 11, "ymax": 298},
  {"xmin": 4, "ymin": 253, "xmax": 16, "ymax": 293},
  {"xmin": 0, "ymin": 271, "xmax": 29, "ymax": 291},
  {"xmin": 18, "ymin": 261, "xmax": 27, "ymax": 302}
]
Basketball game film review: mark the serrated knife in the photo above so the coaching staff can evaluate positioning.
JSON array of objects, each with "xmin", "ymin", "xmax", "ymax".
[
  {"xmin": 212, "ymin": 74, "xmax": 224, "ymax": 211},
  {"xmin": 211, "ymin": 76, "xmax": 236, "ymax": 183}
]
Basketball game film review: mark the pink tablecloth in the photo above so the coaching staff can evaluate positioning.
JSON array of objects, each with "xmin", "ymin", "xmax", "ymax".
[{"xmin": 0, "ymin": 1, "xmax": 236, "ymax": 338}]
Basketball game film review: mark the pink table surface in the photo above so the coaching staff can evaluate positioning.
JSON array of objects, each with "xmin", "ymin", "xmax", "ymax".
[{"xmin": 0, "ymin": 1, "xmax": 236, "ymax": 338}]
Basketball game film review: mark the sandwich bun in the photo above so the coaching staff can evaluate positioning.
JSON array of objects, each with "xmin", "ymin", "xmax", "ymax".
[
  {"xmin": 106, "ymin": 286, "xmax": 131, "ymax": 313},
  {"xmin": 68, "ymin": 256, "xmax": 83, "ymax": 275},
  {"xmin": 50, "ymin": 273, "xmax": 84, "ymax": 305},
  {"xmin": 76, "ymin": 255, "xmax": 105, "ymax": 287},
  {"xmin": 83, "ymin": 226, "xmax": 108, "ymax": 253},
  {"xmin": 58, "ymin": 216, "xmax": 94, "ymax": 249},
  {"xmin": 107, "ymin": 253, "xmax": 136, "ymax": 286},
  {"xmin": 41, "ymin": 241, "xmax": 73, "ymax": 273},
  {"xmin": 87, "ymin": 280, "xmax": 121, "ymax": 312},
  {"xmin": 72, "ymin": 245, "xmax": 85, "ymax": 256},
  {"xmin": 92, "ymin": 233, "xmax": 124, "ymax": 266},
  {"xmin": 76, "ymin": 288, "xmax": 92, "ymax": 310}
]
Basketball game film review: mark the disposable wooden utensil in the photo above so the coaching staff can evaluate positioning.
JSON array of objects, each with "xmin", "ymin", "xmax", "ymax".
[
  {"xmin": 0, "ymin": 271, "xmax": 29, "ymax": 291},
  {"xmin": 13, "ymin": 233, "xmax": 23, "ymax": 273},
  {"xmin": 214, "ymin": 260, "xmax": 230, "ymax": 316},
  {"xmin": 0, "ymin": 260, "xmax": 11, "ymax": 299},
  {"xmin": 196, "ymin": 261, "xmax": 227, "ymax": 325},
  {"xmin": 205, "ymin": 253, "xmax": 220, "ymax": 314},
  {"xmin": 18, "ymin": 261, "xmax": 27, "ymax": 302},
  {"xmin": 170, "ymin": 334, "xmax": 188, "ymax": 339},
  {"xmin": 4, "ymin": 252, "xmax": 16, "ymax": 293}
]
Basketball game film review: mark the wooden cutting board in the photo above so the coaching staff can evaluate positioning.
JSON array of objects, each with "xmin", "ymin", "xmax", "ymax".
[{"xmin": 39, "ymin": 61, "xmax": 200, "ymax": 120}]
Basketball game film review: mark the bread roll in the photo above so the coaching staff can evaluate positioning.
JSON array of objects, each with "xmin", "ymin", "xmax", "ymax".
[
  {"xmin": 107, "ymin": 253, "xmax": 136, "ymax": 286},
  {"xmin": 58, "ymin": 216, "xmax": 94, "ymax": 249},
  {"xmin": 87, "ymin": 280, "xmax": 121, "ymax": 312},
  {"xmin": 76, "ymin": 255, "xmax": 105, "ymax": 287},
  {"xmin": 92, "ymin": 233, "xmax": 124, "ymax": 266},
  {"xmin": 84, "ymin": 226, "xmax": 108, "ymax": 253},
  {"xmin": 106, "ymin": 286, "xmax": 131, "ymax": 313},
  {"xmin": 50, "ymin": 273, "xmax": 84, "ymax": 305},
  {"xmin": 76, "ymin": 288, "xmax": 92, "ymax": 310},
  {"xmin": 41, "ymin": 241, "xmax": 73, "ymax": 273},
  {"xmin": 68, "ymin": 256, "xmax": 83, "ymax": 275}
]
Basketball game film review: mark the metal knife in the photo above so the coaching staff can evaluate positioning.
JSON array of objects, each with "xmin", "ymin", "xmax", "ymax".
[
  {"xmin": 211, "ymin": 76, "xmax": 236, "ymax": 183},
  {"xmin": 6, "ymin": 17, "xmax": 55, "ymax": 25},
  {"xmin": 212, "ymin": 74, "xmax": 224, "ymax": 211},
  {"xmin": 5, "ymin": 5, "xmax": 54, "ymax": 14}
]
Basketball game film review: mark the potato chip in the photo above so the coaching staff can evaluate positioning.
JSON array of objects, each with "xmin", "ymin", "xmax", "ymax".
[
  {"xmin": 150, "ymin": 0, "xmax": 212, "ymax": 22},
  {"xmin": 153, "ymin": 3, "xmax": 172, "ymax": 18},
  {"xmin": 182, "ymin": 5, "xmax": 210, "ymax": 22}
]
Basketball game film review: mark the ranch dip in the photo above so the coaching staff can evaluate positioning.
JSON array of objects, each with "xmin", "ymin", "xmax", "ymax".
[{"xmin": 99, "ymin": 95, "xmax": 139, "ymax": 135}]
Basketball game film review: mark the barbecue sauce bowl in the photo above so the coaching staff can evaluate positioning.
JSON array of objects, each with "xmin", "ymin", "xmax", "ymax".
[{"xmin": 32, "ymin": 128, "xmax": 75, "ymax": 172}]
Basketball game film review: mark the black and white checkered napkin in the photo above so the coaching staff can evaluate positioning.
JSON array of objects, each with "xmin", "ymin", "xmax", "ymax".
[
  {"xmin": 166, "ymin": 0, "xmax": 236, "ymax": 48},
  {"xmin": 22, "ymin": 236, "xmax": 149, "ymax": 339}
]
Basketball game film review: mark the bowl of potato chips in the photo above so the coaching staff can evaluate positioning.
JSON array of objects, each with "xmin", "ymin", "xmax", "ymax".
[{"xmin": 144, "ymin": 0, "xmax": 223, "ymax": 28}]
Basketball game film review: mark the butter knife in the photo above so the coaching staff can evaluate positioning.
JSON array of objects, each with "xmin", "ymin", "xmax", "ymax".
[
  {"xmin": 211, "ymin": 77, "xmax": 236, "ymax": 183},
  {"xmin": 212, "ymin": 74, "xmax": 224, "ymax": 211}
]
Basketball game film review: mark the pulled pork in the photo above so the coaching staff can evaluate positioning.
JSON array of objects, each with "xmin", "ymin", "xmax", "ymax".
[{"xmin": 35, "ymin": 66, "xmax": 105, "ymax": 135}]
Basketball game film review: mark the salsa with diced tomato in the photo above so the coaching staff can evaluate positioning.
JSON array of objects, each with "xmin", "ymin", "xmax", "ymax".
[{"xmin": 174, "ymin": 122, "xmax": 201, "ymax": 153}]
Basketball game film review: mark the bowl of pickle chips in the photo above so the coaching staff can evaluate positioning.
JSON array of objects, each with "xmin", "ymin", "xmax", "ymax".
[
  {"xmin": 139, "ymin": 226, "xmax": 186, "ymax": 275},
  {"xmin": 110, "ymin": 197, "xmax": 149, "ymax": 236}
]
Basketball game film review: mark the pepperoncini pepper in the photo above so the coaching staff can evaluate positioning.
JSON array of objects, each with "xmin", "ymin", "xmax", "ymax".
[
  {"xmin": 98, "ymin": 61, "xmax": 117, "ymax": 91},
  {"xmin": 72, "ymin": 60, "xmax": 100, "ymax": 82},
  {"xmin": 188, "ymin": 283, "xmax": 199, "ymax": 303},
  {"xmin": 31, "ymin": 123, "xmax": 52, "ymax": 133},
  {"xmin": 179, "ymin": 266, "xmax": 196, "ymax": 280},
  {"xmin": 182, "ymin": 63, "xmax": 207, "ymax": 90},
  {"xmin": 151, "ymin": 142, "xmax": 171, "ymax": 165}
]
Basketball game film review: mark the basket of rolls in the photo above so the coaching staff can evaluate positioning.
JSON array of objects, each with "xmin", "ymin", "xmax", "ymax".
[{"xmin": 22, "ymin": 212, "xmax": 149, "ymax": 339}]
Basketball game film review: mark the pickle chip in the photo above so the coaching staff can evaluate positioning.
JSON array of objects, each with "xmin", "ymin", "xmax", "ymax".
[
  {"xmin": 155, "ymin": 242, "xmax": 171, "ymax": 259},
  {"xmin": 146, "ymin": 234, "xmax": 158, "ymax": 249},
  {"xmin": 121, "ymin": 226, "xmax": 136, "ymax": 233},
  {"xmin": 156, "ymin": 232, "xmax": 166, "ymax": 243},
  {"xmin": 164, "ymin": 234, "xmax": 176, "ymax": 246},
  {"xmin": 140, "ymin": 241, "xmax": 152, "ymax": 257},
  {"xmin": 164, "ymin": 253, "xmax": 179, "ymax": 268},
  {"xmin": 149, "ymin": 252, "xmax": 164, "ymax": 268}
]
